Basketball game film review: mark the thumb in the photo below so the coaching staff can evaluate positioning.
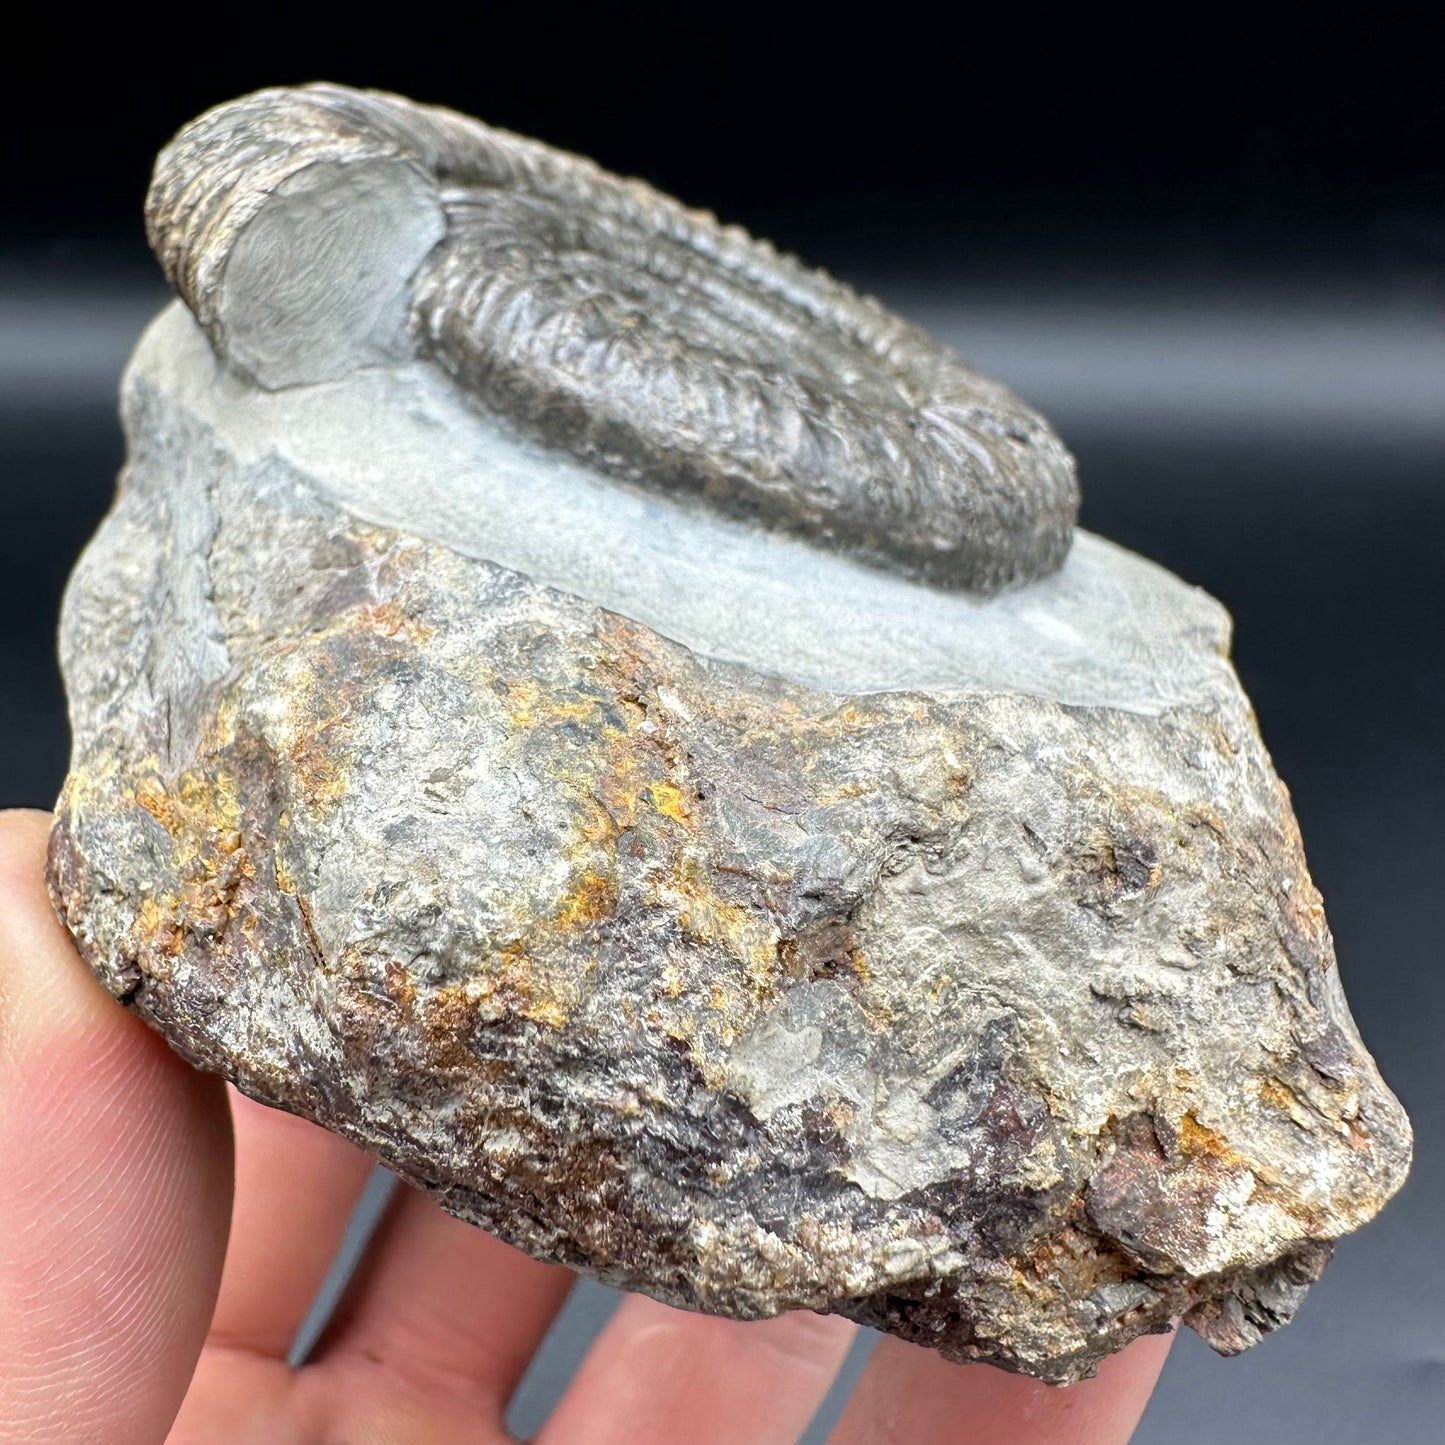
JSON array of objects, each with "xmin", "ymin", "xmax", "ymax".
[{"xmin": 0, "ymin": 810, "xmax": 233, "ymax": 1444}]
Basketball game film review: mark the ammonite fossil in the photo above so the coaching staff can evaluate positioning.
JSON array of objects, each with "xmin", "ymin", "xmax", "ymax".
[
  {"xmin": 147, "ymin": 83, "xmax": 1077, "ymax": 593},
  {"xmin": 49, "ymin": 84, "xmax": 1410, "ymax": 1384}
]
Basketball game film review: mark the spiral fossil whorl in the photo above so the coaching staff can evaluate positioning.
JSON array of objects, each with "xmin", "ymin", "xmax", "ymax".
[{"xmin": 146, "ymin": 83, "xmax": 1079, "ymax": 593}]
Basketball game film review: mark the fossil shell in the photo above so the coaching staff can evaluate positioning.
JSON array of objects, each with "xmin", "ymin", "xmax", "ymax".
[{"xmin": 146, "ymin": 83, "xmax": 1078, "ymax": 593}]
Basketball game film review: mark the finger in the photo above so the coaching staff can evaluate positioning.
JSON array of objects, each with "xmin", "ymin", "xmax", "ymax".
[
  {"xmin": 204, "ymin": 1085, "xmax": 375, "ymax": 1358},
  {"xmin": 537, "ymin": 1295, "xmax": 856, "ymax": 1445},
  {"xmin": 315, "ymin": 1182, "xmax": 576, "ymax": 1413},
  {"xmin": 827, "ymin": 1326, "xmax": 1173, "ymax": 1445},
  {"xmin": 0, "ymin": 809, "xmax": 233, "ymax": 1445},
  {"xmin": 176, "ymin": 1325, "xmax": 516, "ymax": 1445}
]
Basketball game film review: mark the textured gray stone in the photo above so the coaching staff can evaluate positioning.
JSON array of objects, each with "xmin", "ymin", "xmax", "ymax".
[{"xmin": 48, "ymin": 84, "xmax": 1410, "ymax": 1384}]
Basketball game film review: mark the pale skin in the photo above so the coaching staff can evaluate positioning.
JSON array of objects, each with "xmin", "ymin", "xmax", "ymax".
[{"xmin": 0, "ymin": 809, "xmax": 1172, "ymax": 1443}]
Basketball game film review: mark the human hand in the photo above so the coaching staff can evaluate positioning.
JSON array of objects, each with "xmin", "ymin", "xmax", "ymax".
[{"xmin": 0, "ymin": 808, "xmax": 1171, "ymax": 1443}]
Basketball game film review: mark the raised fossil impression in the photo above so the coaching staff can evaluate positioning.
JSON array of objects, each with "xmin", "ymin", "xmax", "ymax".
[{"xmin": 49, "ymin": 83, "xmax": 1410, "ymax": 1384}]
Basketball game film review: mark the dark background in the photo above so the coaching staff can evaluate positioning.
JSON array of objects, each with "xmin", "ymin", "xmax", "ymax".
[{"xmin": 2, "ymin": 10, "xmax": 1440, "ymax": 1442}]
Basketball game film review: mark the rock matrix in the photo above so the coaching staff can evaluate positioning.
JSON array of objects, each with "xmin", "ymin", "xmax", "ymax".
[{"xmin": 49, "ymin": 85, "xmax": 1410, "ymax": 1383}]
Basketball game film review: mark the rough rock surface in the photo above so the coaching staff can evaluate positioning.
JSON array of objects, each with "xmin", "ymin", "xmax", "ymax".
[{"xmin": 49, "ymin": 85, "xmax": 1410, "ymax": 1384}]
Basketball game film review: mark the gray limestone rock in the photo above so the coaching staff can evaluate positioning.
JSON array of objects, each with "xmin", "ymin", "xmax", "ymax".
[{"xmin": 48, "ymin": 84, "xmax": 1410, "ymax": 1384}]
